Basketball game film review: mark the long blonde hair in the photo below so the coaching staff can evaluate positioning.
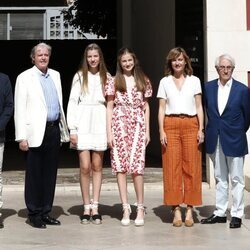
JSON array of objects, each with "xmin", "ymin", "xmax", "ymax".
[
  {"xmin": 79, "ymin": 43, "xmax": 108, "ymax": 93},
  {"xmin": 115, "ymin": 47, "xmax": 148, "ymax": 92}
]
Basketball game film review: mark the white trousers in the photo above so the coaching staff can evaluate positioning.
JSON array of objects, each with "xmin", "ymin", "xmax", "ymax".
[
  {"xmin": 0, "ymin": 143, "xmax": 4, "ymax": 215},
  {"xmin": 209, "ymin": 139, "xmax": 245, "ymax": 218}
]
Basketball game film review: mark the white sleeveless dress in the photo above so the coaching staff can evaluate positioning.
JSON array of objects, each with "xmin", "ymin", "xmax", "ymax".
[{"xmin": 67, "ymin": 71, "xmax": 112, "ymax": 151}]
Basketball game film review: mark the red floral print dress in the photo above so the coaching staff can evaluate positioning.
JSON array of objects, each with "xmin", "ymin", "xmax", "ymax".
[{"xmin": 105, "ymin": 80, "xmax": 152, "ymax": 174}]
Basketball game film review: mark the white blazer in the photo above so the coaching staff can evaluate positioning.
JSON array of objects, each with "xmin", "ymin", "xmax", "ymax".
[{"xmin": 14, "ymin": 66, "xmax": 69, "ymax": 147}]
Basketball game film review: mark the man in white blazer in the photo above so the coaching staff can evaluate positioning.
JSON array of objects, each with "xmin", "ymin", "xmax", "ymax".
[{"xmin": 14, "ymin": 42, "xmax": 69, "ymax": 229}]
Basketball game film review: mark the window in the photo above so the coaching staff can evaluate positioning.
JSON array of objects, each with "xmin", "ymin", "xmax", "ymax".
[
  {"xmin": 0, "ymin": 14, "xmax": 7, "ymax": 39},
  {"xmin": 0, "ymin": 12, "xmax": 44, "ymax": 40},
  {"xmin": 0, "ymin": 8, "xmax": 97, "ymax": 40},
  {"xmin": 10, "ymin": 13, "xmax": 43, "ymax": 40},
  {"xmin": 47, "ymin": 9, "xmax": 85, "ymax": 39}
]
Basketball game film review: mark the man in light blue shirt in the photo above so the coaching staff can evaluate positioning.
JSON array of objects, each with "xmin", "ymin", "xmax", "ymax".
[{"xmin": 14, "ymin": 42, "xmax": 69, "ymax": 229}]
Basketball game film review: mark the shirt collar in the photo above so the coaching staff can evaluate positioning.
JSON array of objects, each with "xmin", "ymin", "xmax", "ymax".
[
  {"xmin": 34, "ymin": 65, "xmax": 49, "ymax": 78},
  {"xmin": 217, "ymin": 78, "xmax": 232, "ymax": 88}
]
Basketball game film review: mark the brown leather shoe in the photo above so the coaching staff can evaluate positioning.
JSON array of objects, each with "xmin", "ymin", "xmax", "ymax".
[
  {"xmin": 172, "ymin": 206, "xmax": 182, "ymax": 227},
  {"xmin": 185, "ymin": 206, "xmax": 194, "ymax": 227}
]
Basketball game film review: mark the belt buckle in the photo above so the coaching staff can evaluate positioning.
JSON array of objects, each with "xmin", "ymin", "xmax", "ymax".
[{"xmin": 46, "ymin": 120, "xmax": 57, "ymax": 127}]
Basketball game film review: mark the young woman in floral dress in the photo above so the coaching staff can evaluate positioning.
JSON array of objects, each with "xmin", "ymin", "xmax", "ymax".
[{"xmin": 106, "ymin": 47, "xmax": 152, "ymax": 226}]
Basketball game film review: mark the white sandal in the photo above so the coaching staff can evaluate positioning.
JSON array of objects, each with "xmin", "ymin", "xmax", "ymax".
[
  {"xmin": 121, "ymin": 203, "xmax": 131, "ymax": 226},
  {"xmin": 134, "ymin": 204, "xmax": 146, "ymax": 227}
]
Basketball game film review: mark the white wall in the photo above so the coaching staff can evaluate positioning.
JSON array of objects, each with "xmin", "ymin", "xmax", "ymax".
[
  {"xmin": 206, "ymin": 0, "xmax": 250, "ymax": 81},
  {"xmin": 205, "ymin": 0, "xmax": 250, "ymax": 188}
]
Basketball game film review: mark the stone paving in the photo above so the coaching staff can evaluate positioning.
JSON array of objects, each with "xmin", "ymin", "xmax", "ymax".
[
  {"xmin": 1, "ymin": 143, "xmax": 250, "ymax": 249},
  {"xmin": 1, "ymin": 167, "xmax": 250, "ymax": 249},
  {"xmin": 2, "ymin": 167, "xmax": 163, "ymax": 187}
]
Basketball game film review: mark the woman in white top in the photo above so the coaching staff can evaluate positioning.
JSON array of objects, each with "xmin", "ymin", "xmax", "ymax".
[
  {"xmin": 67, "ymin": 43, "xmax": 113, "ymax": 225},
  {"xmin": 157, "ymin": 47, "xmax": 204, "ymax": 227}
]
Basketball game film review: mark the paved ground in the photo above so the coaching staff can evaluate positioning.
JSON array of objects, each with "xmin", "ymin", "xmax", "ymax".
[{"xmin": 1, "ymin": 168, "xmax": 250, "ymax": 250}]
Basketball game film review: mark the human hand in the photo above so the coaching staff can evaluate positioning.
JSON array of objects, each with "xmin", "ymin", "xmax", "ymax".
[
  {"xmin": 107, "ymin": 133, "xmax": 114, "ymax": 148},
  {"xmin": 197, "ymin": 130, "xmax": 204, "ymax": 144},
  {"xmin": 19, "ymin": 140, "xmax": 29, "ymax": 151},
  {"xmin": 70, "ymin": 134, "xmax": 78, "ymax": 146},
  {"xmin": 145, "ymin": 132, "xmax": 151, "ymax": 146},
  {"xmin": 160, "ymin": 132, "xmax": 167, "ymax": 146}
]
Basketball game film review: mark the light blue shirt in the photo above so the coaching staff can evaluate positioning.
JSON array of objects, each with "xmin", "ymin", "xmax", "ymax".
[{"xmin": 38, "ymin": 70, "xmax": 60, "ymax": 121}]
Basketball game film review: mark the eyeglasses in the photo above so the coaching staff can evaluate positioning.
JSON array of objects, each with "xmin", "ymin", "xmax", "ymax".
[{"xmin": 217, "ymin": 66, "xmax": 234, "ymax": 71}]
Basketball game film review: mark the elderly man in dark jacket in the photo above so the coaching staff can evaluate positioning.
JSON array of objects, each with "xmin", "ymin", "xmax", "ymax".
[
  {"xmin": 201, "ymin": 54, "xmax": 250, "ymax": 229},
  {"xmin": 0, "ymin": 72, "xmax": 14, "ymax": 229}
]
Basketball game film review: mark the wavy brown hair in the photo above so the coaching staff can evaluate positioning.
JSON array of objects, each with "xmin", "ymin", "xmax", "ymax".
[
  {"xmin": 79, "ymin": 43, "xmax": 108, "ymax": 93},
  {"xmin": 164, "ymin": 47, "xmax": 193, "ymax": 76},
  {"xmin": 115, "ymin": 47, "xmax": 148, "ymax": 92}
]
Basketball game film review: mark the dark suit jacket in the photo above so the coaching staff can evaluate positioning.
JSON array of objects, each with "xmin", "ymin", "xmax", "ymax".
[
  {"xmin": 0, "ymin": 72, "xmax": 13, "ymax": 143},
  {"xmin": 204, "ymin": 78, "xmax": 250, "ymax": 157}
]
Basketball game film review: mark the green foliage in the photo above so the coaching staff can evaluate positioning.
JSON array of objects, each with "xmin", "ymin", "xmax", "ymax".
[{"xmin": 62, "ymin": 0, "xmax": 117, "ymax": 39}]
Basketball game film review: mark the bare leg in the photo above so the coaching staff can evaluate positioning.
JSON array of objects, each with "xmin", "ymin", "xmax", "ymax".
[
  {"xmin": 117, "ymin": 172, "xmax": 131, "ymax": 225},
  {"xmin": 78, "ymin": 150, "xmax": 91, "ymax": 215},
  {"xmin": 117, "ymin": 172, "xmax": 128, "ymax": 204},
  {"xmin": 132, "ymin": 174, "xmax": 145, "ymax": 222},
  {"xmin": 91, "ymin": 151, "xmax": 104, "ymax": 215}
]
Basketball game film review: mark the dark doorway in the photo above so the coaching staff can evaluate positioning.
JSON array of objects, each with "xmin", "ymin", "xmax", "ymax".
[
  {"xmin": 175, "ymin": 0, "xmax": 204, "ymax": 83},
  {"xmin": 175, "ymin": 0, "xmax": 206, "ymax": 181}
]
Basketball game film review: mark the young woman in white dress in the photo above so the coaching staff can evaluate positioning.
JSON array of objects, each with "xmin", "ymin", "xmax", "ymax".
[{"xmin": 67, "ymin": 43, "xmax": 113, "ymax": 224}]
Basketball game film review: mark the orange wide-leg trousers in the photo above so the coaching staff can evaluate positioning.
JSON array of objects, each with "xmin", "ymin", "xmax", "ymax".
[{"xmin": 162, "ymin": 116, "xmax": 202, "ymax": 205}]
